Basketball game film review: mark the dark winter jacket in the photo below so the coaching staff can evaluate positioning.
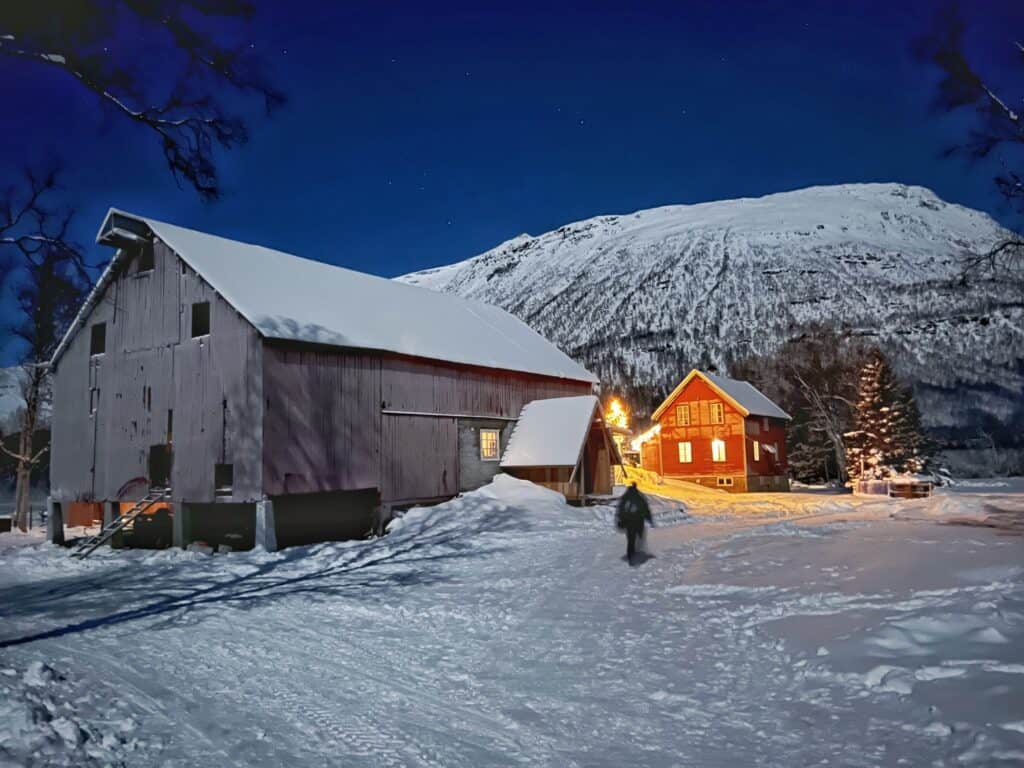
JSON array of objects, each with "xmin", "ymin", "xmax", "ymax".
[{"xmin": 616, "ymin": 487, "xmax": 652, "ymax": 532}]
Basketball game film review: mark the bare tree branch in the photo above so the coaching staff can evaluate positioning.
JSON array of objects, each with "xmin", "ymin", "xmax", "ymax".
[{"xmin": 0, "ymin": 3, "xmax": 285, "ymax": 201}]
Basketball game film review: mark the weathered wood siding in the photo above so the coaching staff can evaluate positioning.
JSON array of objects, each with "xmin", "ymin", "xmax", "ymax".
[
  {"xmin": 380, "ymin": 358, "xmax": 585, "ymax": 418},
  {"xmin": 457, "ymin": 418, "xmax": 514, "ymax": 492},
  {"xmin": 262, "ymin": 345, "xmax": 381, "ymax": 496},
  {"xmin": 50, "ymin": 240, "xmax": 263, "ymax": 504},
  {"xmin": 382, "ymin": 414, "xmax": 458, "ymax": 501},
  {"xmin": 262, "ymin": 346, "xmax": 591, "ymax": 503}
]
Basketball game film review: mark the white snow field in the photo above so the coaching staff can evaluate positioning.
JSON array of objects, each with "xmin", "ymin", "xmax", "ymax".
[{"xmin": 1, "ymin": 476, "xmax": 1023, "ymax": 766}]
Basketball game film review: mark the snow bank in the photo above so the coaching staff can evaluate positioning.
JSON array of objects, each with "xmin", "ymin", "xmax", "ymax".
[{"xmin": 388, "ymin": 473, "xmax": 574, "ymax": 540}]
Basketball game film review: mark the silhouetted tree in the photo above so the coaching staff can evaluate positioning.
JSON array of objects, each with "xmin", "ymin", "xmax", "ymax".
[
  {"xmin": 732, "ymin": 324, "xmax": 868, "ymax": 484},
  {"xmin": 916, "ymin": 4, "xmax": 1023, "ymax": 282},
  {"xmin": 2, "ymin": 240, "xmax": 89, "ymax": 531},
  {"xmin": 0, "ymin": 2, "xmax": 285, "ymax": 201}
]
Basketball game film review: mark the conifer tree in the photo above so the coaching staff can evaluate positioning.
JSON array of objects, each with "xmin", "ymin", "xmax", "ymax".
[
  {"xmin": 846, "ymin": 350, "xmax": 931, "ymax": 479},
  {"xmin": 891, "ymin": 386, "xmax": 931, "ymax": 474},
  {"xmin": 847, "ymin": 350, "xmax": 896, "ymax": 479}
]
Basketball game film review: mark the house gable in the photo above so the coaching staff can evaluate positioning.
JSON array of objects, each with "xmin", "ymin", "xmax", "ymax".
[{"xmin": 49, "ymin": 236, "xmax": 263, "ymax": 505}]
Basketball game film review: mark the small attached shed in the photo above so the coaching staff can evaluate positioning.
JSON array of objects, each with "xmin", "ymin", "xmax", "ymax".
[{"xmin": 500, "ymin": 395, "xmax": 620, "ymax": 503}]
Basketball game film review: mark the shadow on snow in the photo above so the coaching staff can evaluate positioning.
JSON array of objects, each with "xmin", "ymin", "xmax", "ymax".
[{"xmin": 0, "ymin": 502, "xmax": 530, "ymax": 648}]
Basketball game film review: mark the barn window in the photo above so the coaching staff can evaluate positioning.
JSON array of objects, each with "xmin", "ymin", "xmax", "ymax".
[
  {"xmin": 480, "ymin": 429, "xmax": 500, "ymax": 461},
  {"xmin": 191, "ymin": 302, "xmax": 210, "ymax": 337},
  {"xmin": 135, "ymin": 242, "xmax": 154, "ymax": 273},
  {"xmin": 90, "ymin": 323, "xmax": 106, "ymax": 356},
  {"xmin": 762, "ymin": 417, "xmax": 769, "ymax": 431},
  {"xmin": 710, "ymin": 402, "xmax": 725, "ymax": 424},
  {"xmin": 675, "ymin": 404, "xmax": 691, "ymax": 426},
  {"xmin": 166, "ymin": 409, "xmax": 173, "ymax": 444},
  {"xmin": 677, "ymin": 441, "xmax": 692, "ymax": 463},
  {"xmin": 753, "ymin": 441, "xmax": 760, "ymax": 461},
  {"xmin": 215, "ymin": 464, "xmax": 234, "ymax": 496},
  {"xmin": 716, "ymin": 476, "xmax": 734, "ymax": 487},
  {"xmin": 711, "ymin": 438, "xmax": 726, "ymax": 462}
]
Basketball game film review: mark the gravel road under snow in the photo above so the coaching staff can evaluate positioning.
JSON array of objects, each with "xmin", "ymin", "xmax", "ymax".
[{"xmin": 1, "ymin": 476, "xmax": 1023, "ymax": 766}]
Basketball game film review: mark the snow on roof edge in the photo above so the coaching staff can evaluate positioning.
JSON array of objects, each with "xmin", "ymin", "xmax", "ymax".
[
  {"xmin": 651, "ymin": 369, "xmax": 791, "ymax": 421},
  {"xmin": 53, "ymin": 209, "xmax": 598, "ymax": 385},
  {"xmin": 501, "ymin": 395, "xmax": 602, "ymax": 468}
]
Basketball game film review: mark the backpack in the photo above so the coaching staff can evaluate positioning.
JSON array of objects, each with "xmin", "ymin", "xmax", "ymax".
[{"xmin": 615, "ymin": 497, "xmax": 637, "ymax": 530}]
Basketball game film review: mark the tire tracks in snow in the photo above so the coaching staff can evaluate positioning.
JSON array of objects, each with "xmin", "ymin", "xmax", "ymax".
[{"xmin": 49, "ymin": 641, "xmax": 250, "ymax": 768}]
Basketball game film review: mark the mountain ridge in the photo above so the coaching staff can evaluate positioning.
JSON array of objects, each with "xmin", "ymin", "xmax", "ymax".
[{"xmin": 398, "ymin": 183, "xmax": 1023, "ymax": 457}]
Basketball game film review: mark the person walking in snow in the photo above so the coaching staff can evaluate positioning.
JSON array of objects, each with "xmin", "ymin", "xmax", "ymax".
[{"xmin": 616, "ymin": 482, "xmax": 652, "ymax": 563}]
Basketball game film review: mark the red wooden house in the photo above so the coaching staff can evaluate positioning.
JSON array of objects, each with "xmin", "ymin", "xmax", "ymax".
[{"xmin": 640, "ymin": 370, "xmax": 791, "ymax": 492}]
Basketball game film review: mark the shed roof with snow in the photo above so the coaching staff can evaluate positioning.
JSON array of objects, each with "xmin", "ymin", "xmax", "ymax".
[
  {"xmin": 651, "ymin": 369, "xmax": 791, "ymax": 421},
  {"xmin": 51, "ymin": 209, "xmax": 597, "ymax": 384},
  {"xmin": 501, "ymin": 395, "xmax": 609, "ymax": 468}
]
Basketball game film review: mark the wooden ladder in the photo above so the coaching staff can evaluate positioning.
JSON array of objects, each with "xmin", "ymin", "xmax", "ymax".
[{"xmin": 70, "ymin": 489, "xmax": 171, "ymax": 559}]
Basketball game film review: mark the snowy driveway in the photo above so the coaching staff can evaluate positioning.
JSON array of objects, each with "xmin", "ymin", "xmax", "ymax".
[{"xmin": 2, "ymin": 477, "xmax": 1023, "ymax": 766}]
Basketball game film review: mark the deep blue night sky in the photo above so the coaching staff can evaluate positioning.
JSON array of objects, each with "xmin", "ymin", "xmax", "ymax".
[{"xmin": 1, "ymin": 1, "xmax": 1022, "ymax": 310}]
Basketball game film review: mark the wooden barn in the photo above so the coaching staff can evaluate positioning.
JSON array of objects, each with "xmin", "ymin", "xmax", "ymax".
[
  {"xmin": 639, "ymin": 369, "xmax": 790, "ymax": 492},
  {"xmin": 47, "ymin": 209, "xmax": 599, "ymax": 552}
]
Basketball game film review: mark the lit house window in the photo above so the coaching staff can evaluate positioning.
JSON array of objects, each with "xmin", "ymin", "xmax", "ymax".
[
  {"xmin": 710, "ymin": 402, "xmax": 725, "ymax": 424},
  {"xmin": 675, "ymin": 404, "xmax": 691, "ymax": 426},
  {"xmin": 480, "ymin": 429, "xmax": 500, "ymax": 461},
  {"xmin": 711, "ymin": 438, "xmax": 727, "ymax": 462},
  {"xmin": 753, "ymin": 441, "xmax": 760, "ymax": 461},
  {"xmin": 677, "ymin": 441, "xmax": 692, "ymax": 463}
]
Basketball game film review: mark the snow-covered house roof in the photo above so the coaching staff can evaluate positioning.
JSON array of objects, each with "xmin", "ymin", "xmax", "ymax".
[
  {"xmin": 50, "ymin": 209, "xmax": 597, "ymax": 384},
  {"xmin": 651, "ymin": 369, "xmax": 791, "ymax": 421},
  {"xmin": 501, "ymin": 395, "xmax": 612, "ymax": 468}
]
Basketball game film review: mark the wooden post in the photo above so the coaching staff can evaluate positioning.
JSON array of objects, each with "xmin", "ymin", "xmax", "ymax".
[{"xmin": 580, "ymin": 450, "xmax": 586, "ymax": 506}]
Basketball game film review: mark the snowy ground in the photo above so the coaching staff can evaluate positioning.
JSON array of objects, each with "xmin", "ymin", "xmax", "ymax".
[{"xmin": 1, "ymin": 477, "xmax": 1023, "ymax": 767}]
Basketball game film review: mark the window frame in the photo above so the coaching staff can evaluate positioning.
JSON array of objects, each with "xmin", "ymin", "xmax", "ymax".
[
  {"xmin": 214, "ymin": 463, "xmax": 234, "ymax": 497},
  {"xmin": 479, "ymin": 428, "xmax": 501, "ymax": 462},
  {"xmin": 89, "ymin": 322, "xmax": 106, "ymax": 356},
  {"xmin": 709, "ymin": 401, "xmax": 725, "ymax": 424},
  {"xmin": 191, "ymin": 301, "xmax": 211, "ymax": 338},
  {"xmin": 134, "ymin": 242, "xmax": 155, "ymax": 274},
  {"xmin": 711, "ymin": 438, "xmax": 727, "ymax": 462},
  {"xmin": 677, "ymin": 441, "xmax": 693, "ymax": 463},
  {"xmin": 675, "ymin": 403, "xmax": 691, "ymax": 426},
  {"xmin": 753, "ymin": 440, "xmax": 760, "ymax": 462}
]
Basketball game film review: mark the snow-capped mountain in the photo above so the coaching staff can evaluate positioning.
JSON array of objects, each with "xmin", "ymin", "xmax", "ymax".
[{"xmin": 399, "ymin": 184, "xmax": 1023, "ymax": 439}]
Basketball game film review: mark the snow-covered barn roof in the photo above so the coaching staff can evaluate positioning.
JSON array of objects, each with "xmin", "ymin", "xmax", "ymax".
[
  {"xmin": 651, "ymin": 369, "xmax": 791, "ymax": 421},
  {"xmin": 51, "ymin": 209, "xmax": 597, "ymax": 384},
  {"xmin": 501, "ymin": 395, "xmax": 609, "ymax": 468}
]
